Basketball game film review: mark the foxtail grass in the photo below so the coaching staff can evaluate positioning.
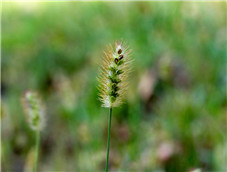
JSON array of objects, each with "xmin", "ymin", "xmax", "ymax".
[
  {"xmin": 97, "ymin": 41, "xmax": 132, "ymax": 171},
  {"xmin": 22, "ymin": 91, "xmax": 45, "ymax": 172}
]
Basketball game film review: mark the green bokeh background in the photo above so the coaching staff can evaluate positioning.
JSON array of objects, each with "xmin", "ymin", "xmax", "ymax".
[{"xmin": 1, "ymin": 2, "xmax": 226, "ymax": 172}]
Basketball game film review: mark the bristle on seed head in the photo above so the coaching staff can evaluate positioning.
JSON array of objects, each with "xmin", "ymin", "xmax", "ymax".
[
  {"xmin": 97, "ymin": 41, "xmax": 132, "ymax": 108},
  {"xmin": 22, "ymin": 91, "xmax": 45, "ymax": 131}
]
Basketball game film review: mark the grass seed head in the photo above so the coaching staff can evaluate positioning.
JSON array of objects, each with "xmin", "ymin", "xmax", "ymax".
[
  {"xmin": 22, "ymin": 91, "xmax": 45, "ymax": 131},
  {"xmin": 98, "ymin": 41, "xmax": 132, "ymax": 108}
]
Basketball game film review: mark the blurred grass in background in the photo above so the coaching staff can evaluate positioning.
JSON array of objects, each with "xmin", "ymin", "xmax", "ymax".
[{"xmin": 1, "ymin": 2, "xmax": 226, "ymax": 172}]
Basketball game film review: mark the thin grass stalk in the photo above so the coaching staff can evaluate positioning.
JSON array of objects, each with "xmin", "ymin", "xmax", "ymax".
[
  {"xmin": 105, "ymin": 107, "xmax": 112, "ymax": 172},
  {"xmin": 34, "ymin": 129, "xmax": 40, "ymax": 172}
]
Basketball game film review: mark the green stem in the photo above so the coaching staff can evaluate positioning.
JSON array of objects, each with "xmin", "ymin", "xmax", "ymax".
[
  {"xmin": 105, "ymin": 107, "xmax": 112, "ymax": 172},
  {"xmin": 34, "ymin": 129, "xmax": 40, "ymax": 172}
]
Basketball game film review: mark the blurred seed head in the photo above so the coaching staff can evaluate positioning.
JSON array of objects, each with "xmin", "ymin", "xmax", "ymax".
[
  {"xmin": 138, "ymin": 69, "xmax": 157, "ymax": 102},
  {"xmin": 22, "ymin": 91, "xmax": 45, "ymax": 131},
  {"xmin": 97, "ymin": 41, "xmax": 132, "ymax": 108},
  {"xmin": 55, "ymin": 74, "xmax": 77, "ymax": 110},
  {"xmin": 77, "ymin": 123, "xmax": 91, "ymax": 144}
]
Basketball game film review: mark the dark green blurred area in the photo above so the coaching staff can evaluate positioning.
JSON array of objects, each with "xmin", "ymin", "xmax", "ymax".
[{"xmin": 1, "ymin": 2, "xmax": 226, "ymax": 172}]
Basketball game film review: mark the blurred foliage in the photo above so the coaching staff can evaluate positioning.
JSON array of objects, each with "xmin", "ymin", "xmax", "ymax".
[{"xmin": 1, "ymin": 2, "xmax": 226, "ymax": 172}]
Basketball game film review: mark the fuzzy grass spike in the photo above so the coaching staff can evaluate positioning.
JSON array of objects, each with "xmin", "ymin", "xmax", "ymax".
[{"xmin": 98, "ymin": 41, "xmax": 132, "ymax": 108}]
